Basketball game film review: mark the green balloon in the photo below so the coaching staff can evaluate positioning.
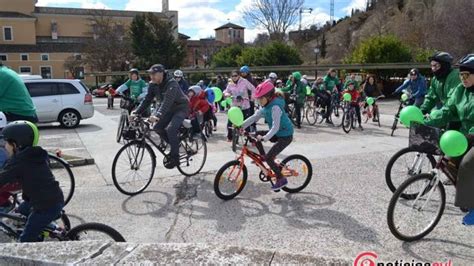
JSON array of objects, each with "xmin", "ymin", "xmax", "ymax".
[
  {"xmin": 343, "ymin": 93, "xmax": 352, "ymax": 102},
  {"xmin": 220, "ymin": 100, "xmax": 227, "ymax": 108},
  {"xmin": 440, "ymin": 130, "xmax": 468, "ymax": 157},
  {"xmin": 228, "ymin": 107, "xmax": 244, "ymax": 126},
  {"xmin": 399, "ymin": 106, "xmax": 424, "ymax": 127},
  {"xmin": 366, "ymin": 97, "xmax": 375, "ymax": 106},
  {"xmin": 401, "ymin": 93, "xmax": 408, "ymax": 102},
  {"xmin": 226, "ymin": 97, "xmax": 232, "ymax": 105},
  {"xmin": 212, "ymin": 87, "xmax": 223, "ymax": 102}
]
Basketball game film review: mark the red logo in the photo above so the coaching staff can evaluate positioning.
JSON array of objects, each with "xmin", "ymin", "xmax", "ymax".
[{"xmin": 354, "ymin": 251, "xmax": 378, "ymax": 266}]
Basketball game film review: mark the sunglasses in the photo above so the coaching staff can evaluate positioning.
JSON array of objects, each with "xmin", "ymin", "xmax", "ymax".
[{"xmin": 460, "ymin": 72, "xmax": 471, "ymax": 80}]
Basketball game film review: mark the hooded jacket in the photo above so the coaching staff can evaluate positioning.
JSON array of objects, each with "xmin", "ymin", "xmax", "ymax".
[
  {"xmin": 189, "ymin": 91, "xmax": 210, "ymax": 116},
  {"xmin": 282, "ymin": 72, "xmax": 306, "ymax": 105},
  {"xmin": 135, "ymin": 72, "xmax": 190, "ymax": 118},
  {"xmin": 420, "ymin": 69, "xmax": 461, "ymax": 114},
  {"xmin": 394, "ymin": 74, "xmax": 427, "ymax": 99},
  {"xmin": 0, "ymin": 147, "xmax": 64, "ymax": 210}
]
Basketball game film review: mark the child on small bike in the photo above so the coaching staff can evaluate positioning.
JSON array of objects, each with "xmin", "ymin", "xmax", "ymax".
[
  {"xmin": 343, "ymin": 80, "xmax": 363, "ymax": 130},
  {"xmin": 187, "ymin": 86, "xmax": 210, "ymax": 138},
  {"xmin": 240, "ymin": 80, "xmax": 294, "ymax": 191},
  {"xmin": 0, "ymin": 121, "xmax": 64, "ymax": 242}
]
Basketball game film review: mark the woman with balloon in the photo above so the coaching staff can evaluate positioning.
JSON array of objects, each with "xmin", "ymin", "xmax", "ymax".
[{"xmin": 424, "ymin": 54, "xmax": 474, "ymax": 225}]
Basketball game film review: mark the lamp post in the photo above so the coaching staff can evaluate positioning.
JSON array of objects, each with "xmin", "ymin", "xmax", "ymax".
[{"xmin": 314, "ymin": 47, "xmax": 320, "ymax": 78}]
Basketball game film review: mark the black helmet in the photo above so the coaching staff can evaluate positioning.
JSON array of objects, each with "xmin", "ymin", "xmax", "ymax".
[
  {"xmin": 459, "ymin": 54, "xmax": 474, "ymax": 73},
  {"xmin": 409, "ymin": 68, "xmax": 419, "ymax": 76},
  {"xmin": 129, "ymin": 68, "xmax": 139, "ymax": 75},
  {"xmin": 2, "ymin": 121, "xmax": 39, "ymax": 149},
  {"xmin": 429, "ymin": 52, "xmax": 454, "ymax": 64}
]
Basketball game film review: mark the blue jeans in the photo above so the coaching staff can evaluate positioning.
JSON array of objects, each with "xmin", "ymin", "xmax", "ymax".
[
  {"xmin": 153, "ymin": 111, "xmax": 187, "ymax": 160},
  {"xmin": 18, "ymin": 201, "xmax": 64, "ymax": 242}
]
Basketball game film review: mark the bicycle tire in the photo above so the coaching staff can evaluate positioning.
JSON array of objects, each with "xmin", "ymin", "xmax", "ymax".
[
  {"xmin": 281, "ymin": 154, "xmax": 313, "ymax": 193},
  {"xmin": 387, "ymin": 173, "xmax": 445, "ymax": 242},
  {"xmin": 391, "ymin": 117, "xmax": 398, "ymax": 136},
  {"xmin": 385, "ymin": 147, "xmax": 437, "ymax": 195},
  {"xmin": 342, "ymin": 109, "xmax": 352, "ymax": 134},
  {"xmin": 177, "ymin": 136, "xmax": 207, "ymax": 177},
  {"xmin": 305, "ymin": 106, "xmax": 317, "ymax": 125},
  {"xmin": 330, "ymin": 105, "xmax": 344, "ymax": 127},
  {"xmin": 48, "ymin": 154, "xmax": 75, "ymax": 206},
  {"xmin": 66, "ymin": 222, "xmax": 126, "ymax": 242},
  {"xmin": 111, "ymin": 141, "xmax": 156, "ymax": 196},
  {"xmin": 116, "ymin": 113, "xmax": 127, "ymax": 143},
  {"xmin": 214, "ymin": 160, "xmax": 248, "ymax": 200}
]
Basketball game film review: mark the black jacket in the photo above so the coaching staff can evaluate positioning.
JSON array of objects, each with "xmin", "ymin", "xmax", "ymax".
[
  {"xmin": 0, "ymin": 147, "xmax": 64, "ymax": 210},
  {"xmin": 136, "ymin": 73, "xmax": 189, "ymax": 119}
]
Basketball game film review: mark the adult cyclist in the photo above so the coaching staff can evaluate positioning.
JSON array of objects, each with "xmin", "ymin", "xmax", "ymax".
[
  {"xmin": 320, "ymin": 68, "xmax": 341, "ymax": 125},
  {"xmin": 393, "ymin": 68, "xmax": 427, "ymax": 107},
  {"xmin": 424, "ymin": 54, "xmax": 474, "ymax": 225},
  {"xmin": 240, "ymin": 65, "xmax": 257, "ymax": 118},
  {"xmin": 174, "ymin": 69, "xmax": 189, "ymax": 94},
  {"xmin": 132, "ymin": 64, "xmax": 189, "ymax": 169},
  {"xmin": 116, "ymin": 68, "xmax": 148, "ymax": 109}
]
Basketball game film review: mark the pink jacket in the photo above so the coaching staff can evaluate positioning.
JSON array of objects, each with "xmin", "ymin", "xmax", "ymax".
[{"xmin": 224, "ymin": 77, "xmax": 255, "ymax": 110}]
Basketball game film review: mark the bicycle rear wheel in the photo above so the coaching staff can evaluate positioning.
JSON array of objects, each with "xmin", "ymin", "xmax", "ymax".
[
  {"xmin": 177, "ymin": 136, "xmax": 207, "ymax": 176},
  {"xmin": 280, "ymin": 155, "xmax": 312, "ymax": 193},
  {"xmin": 48, "ymin": 154, "xmax": 75, "ymax": 206},
  {"xmin": 387, "ymin": 173, "xmax": 445, "ymax": 242},
  {"xmin": 111, "ymin": 141, "xmax": 156, "ymax": 196},
  {"xmin": 305, "ymin": 106, "xmax": 322, "ymax": 125},
  {"xmin": 214, "ymin": 160, "xmax": 247, "ymax": 200},
  {"xmin": 66, "ymin": 223, "xmax": 126, "ymax": 242}
]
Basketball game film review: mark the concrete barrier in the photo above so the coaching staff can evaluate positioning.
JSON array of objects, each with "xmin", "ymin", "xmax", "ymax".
[{"xmin": 0, "ymin": 241, "xmax": 352, "ymax": 265}]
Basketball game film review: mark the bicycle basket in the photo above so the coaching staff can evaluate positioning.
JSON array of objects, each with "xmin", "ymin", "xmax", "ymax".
[
  {"xmin": 408, "ymin": 122, "xmax": 442, "ymax": 155},
  {"xmin": 122, "ymin": 128, "xmax": 138, "ymax": 140},
  {"xmin": 120, "ymin": 98, "xmax": 134, "ymax": 111}
]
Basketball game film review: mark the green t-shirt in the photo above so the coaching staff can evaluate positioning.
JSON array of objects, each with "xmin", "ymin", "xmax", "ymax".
[
  {"xmin": 323, "ymin": 75, "xmax": 340, "ymax": 92},
  {"xmin": 0, "ymin": 66, "xmax": 36, "ymax": 117},
  {"xmin": 125, "ymin": 79, "xmax": 147, "ymax": 99}
]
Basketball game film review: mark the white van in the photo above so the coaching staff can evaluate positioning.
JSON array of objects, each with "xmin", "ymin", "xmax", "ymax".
[{"xmin": 23, "ymin": 79, "xmax": 94, "ymax": 128}]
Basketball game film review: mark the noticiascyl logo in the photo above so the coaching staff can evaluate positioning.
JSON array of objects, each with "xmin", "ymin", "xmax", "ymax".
[{"xmin": 354, "ymin": 251, "xmax": 378, "ymax": 266}]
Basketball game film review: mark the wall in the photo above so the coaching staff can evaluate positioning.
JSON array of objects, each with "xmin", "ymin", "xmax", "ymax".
[
  {"xmin": 0, "ymin": 0, "xmax": 36, "ymax": 15},
  {"xmin": 0, "ymin": 18, "xmax": 36, "ymax": 44}
]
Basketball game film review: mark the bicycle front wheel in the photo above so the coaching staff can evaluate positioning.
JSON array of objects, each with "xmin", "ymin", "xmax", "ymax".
[
  {"xmin": 385, "ymin": 148, "xmax": 437, "ymax": 196},
  {"xmin": 281, "ymin": 155, "xmax": 312, "ymax": 193},
  {"xmin": 214, "ymin": 160, "xmax": 247, "ymax": 200},
  {"xmin": 342, "ymin": 110, "xmax": 352, "ymax": 133},
  {"xmin": 305, "ymin": 106, "xmax": 320, "ymax": 125},
  {"xmin": 330, "ymin": 105, "xmax": 344, "ymax": 127},
  {"xmin": 116, "ymin": 113, "xmax": 127, "ymax": 143},
  {"xmin": 387, "ymin": 173, "xmax": 445, "ymax": 242},
  {"xmin": 111, "ymin": 141, "xmax": 156, "ymax": 196},
  {"xmin": 177, "ymin": 136, "xmax": 207, "ymax": 176},
  {"xmin": 48, "ymin": 154, "xmax": 75, "ymax": 206},
  {"xmin": 66, "ymin": 223, "xmax": 126, "ymax": 242}
]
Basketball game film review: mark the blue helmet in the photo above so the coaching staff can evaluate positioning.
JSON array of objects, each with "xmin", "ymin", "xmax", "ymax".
[
  {"xmin": 240, "ymin": 65, "xmax": 250, "ymax": 74},
  {"xmin": 459, "ymin": 54, "xmax": 474, "ymax": 73}
]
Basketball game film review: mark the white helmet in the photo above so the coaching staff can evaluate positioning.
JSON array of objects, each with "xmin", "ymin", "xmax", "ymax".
[
  {"xmin": 174, "ymin": 70, "xmax": 184, "ymax": 78},
  {"xmin": 0, "ymin": 112, "xmax": 7, "ymax": 129},
  {"xmin": 269, "ymin": 72, "xmax": 277, "ymax": 79}
]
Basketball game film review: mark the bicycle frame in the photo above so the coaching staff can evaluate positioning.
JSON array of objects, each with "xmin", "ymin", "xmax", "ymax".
[{"xmin": 235, "ymin": 136, "xmax": 274, "ymax": 178}]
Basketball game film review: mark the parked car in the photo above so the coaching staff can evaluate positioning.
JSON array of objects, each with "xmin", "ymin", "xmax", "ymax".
[
  {"xmin": 92, "ymin": 84, "xmax": 120, "ymax": 97},
  {"xmin": 23, "ymin": 79, "xmax": 94, "ymax": 128}
]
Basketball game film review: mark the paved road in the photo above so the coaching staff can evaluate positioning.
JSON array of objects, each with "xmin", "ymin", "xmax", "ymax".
[{"xmin": 27, "ymin": 97, "xmax": 474, "ymax": 264}]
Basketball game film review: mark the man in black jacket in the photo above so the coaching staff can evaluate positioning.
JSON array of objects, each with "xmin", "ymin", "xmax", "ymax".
[{"xmin": 134, "ymin": 64, "xmax": 190, "ymax": 169}]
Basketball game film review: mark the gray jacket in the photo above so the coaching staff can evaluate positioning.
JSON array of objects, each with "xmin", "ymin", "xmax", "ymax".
[{"xmin": 135, "ymin": 73, "xmax": 189, "ymax": 118}]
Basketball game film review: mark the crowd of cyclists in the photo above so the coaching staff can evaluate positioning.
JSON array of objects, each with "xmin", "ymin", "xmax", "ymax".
[{"xmin": 0, "ymin": 49, "xmax": 473, "ymax": 243}]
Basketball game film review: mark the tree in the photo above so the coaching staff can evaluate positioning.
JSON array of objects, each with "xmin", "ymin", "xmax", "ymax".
[
  {"xmin": 211, "ymin": 44, "xmax": 244, "ymax": 67},
  {"xmin": 64, "ymin": 55, "xmax": 84, "ymax": 78},
  {"xmin": 345, "ymin": 35, "xmax": 412, "ymax": 64},
  {"xmin": 83, "ymin": 11, "xmax": 133, "ymax": 72},
  {"xmin": 237, "ymin": 42, "xmax": 303, "ymax": 66},
  {"xmin": 253, "ymin": 33, "xmax": 270, "ymax": 47},
  {"xmin": 129, "ymin": 13, "xmax": 186, "ymax": 69},
  {"xmin": 243, "ymin": 0, "xmax": 304, "ymax": 41}
]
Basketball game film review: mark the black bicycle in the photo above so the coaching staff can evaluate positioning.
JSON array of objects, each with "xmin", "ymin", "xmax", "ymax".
[
  {"xmin": 48, "ymin": 153, "xmax": 75, "ymax": 206},
  {"xmin": 329, "ymin": 93, "xmax": 344, "ymax": 127},
  {"xmin": 341, "ymin": 101, "xmax": 361, "ymax": 134},
  {"xmin": 111, "ymin": 117, "xmax": 207, "ymax": 196},
  {"xmin": 0, "ymin": 192, "xmax": 125, "ymax": 242},
  {"xmin": 391, "ymin": 91, "xmax": 411, "ymax": 136}
]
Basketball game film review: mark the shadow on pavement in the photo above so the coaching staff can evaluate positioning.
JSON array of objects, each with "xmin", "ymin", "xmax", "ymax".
[
  {"xmin": 402, "ymin": 238, "xmax": 474, "ymax": 262},
  {"xmin": 120, "ymin": 190, "xmax": 174, "ymax": 218}
]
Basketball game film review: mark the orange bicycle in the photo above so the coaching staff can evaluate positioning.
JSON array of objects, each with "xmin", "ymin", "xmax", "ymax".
[{"xmin": 213, "ymin": 132, "xmax": 312, "ymax": 200}]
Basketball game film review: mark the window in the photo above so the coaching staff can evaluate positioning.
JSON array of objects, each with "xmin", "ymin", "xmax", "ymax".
[
  {"xmin": 41, "ymin": 54, "xmax": 49, "ymax": 61},
  {"xmin": 25, "ymin": 83, "xmax": 58, "ymax": 97},
  {"xmin": 59, "ymin": 83, "xmax": 79, "ymax": 95},
  {"xmin": 21, "ymin": 54, "xmax": 29, "ymax": 61},
  {"xmin": 74, "ymin": 53, "xmax": 82, "ymax": 60},
  {"xmin": 0, "ymin": 54, "xmax": 7, "ymax": 61},
  {"xmin": 19, "ymin": 66, "xmax": 32, "ymax": 74},
  {"xmin": 3, "ymin": 27, "xmax": 13, "ymax": 41},
  {"xmin": 40, "ymin": 66, "xmax": 52, "ymax": 79}
]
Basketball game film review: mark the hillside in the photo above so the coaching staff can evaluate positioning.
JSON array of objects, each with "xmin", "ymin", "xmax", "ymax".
[{"xmin": 300, "ymin": 0, "xmax": 473, "ymax": 64}]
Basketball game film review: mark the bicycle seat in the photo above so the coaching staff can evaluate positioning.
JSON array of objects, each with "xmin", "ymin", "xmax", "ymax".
[{"xmin": 182, "ymin": 119, "xmax": 192, "ymax": 129}]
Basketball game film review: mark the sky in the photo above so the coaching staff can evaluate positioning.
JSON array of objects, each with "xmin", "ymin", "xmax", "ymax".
[{"xmin": 36, "ymin": 0, "xmax": 367, "ymax": 42}]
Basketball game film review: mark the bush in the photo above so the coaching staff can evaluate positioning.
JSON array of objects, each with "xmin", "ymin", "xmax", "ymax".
[
  {"xmin": 211, "ymin": 44, "xmax": 244, "ymax": 68},
  {"xmin": 345, "ymin": 35, "xmax": 412, "ymax": 64},
  {"xmin": 237, "ymin": 42, "xmax": 303, "ymax": 66}
]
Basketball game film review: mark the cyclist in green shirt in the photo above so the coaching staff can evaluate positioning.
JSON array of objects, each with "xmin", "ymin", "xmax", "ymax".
[{"xmin": 116, "ymin": 68, "xmax": 148, "ymax": 102}]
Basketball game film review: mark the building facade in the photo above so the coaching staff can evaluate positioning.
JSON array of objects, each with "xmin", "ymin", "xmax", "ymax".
[{"xmin": 0, "ymin": 0, "xmax": 177, "ymax": 81}]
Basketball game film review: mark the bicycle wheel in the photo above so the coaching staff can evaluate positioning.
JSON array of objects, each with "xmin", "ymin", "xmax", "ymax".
[
  {"xmin": 280, "ymin": 155, "xmax": 312, "ymax": 193},
  {"xmin": 214, "ymin": 160, "xmax": 247, "ymax": 200},
  {"xmin": 385, "ymin": 148, "xmax": 437, "ymax": 196},
  {"xmin": 66, "ymin": 223, "xmax": 126, "ymax": 242},
  {"xmin": 48, "ymin": 154, "xmax": 75, "ymax": 206},
  {"xmin": 330, "ymin": 105, "xmax": 344, "ymax": 127},
  {"xmin": 116, "ymin": 113, "xmax": 127, "ymax": 143},
  {"xmin": 342, "ymin": 109, "xmax": 352, "ymax": 133},
  {"xmin": 391, "ymin": 117, "xmax": 398, "ymax": 136},
  {"xmin": 387, "ymin": 173, "xmax": 445, "ymax": 242},
  {"xmin": 111, "ymin": 141, "xmax": 156, "ymax": 196},
  {"xmin": 177, "ymin": 136, "xmax": 207, "ymax": 176},
  {"xmin": 305, "ymin": 106, "xmax": 321, "ymax": 126}
]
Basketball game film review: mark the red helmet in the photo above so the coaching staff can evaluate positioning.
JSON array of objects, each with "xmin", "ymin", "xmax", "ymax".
[{"xmin": 254, "ymin": 80, "xmax": 275, "ymax": 98}]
